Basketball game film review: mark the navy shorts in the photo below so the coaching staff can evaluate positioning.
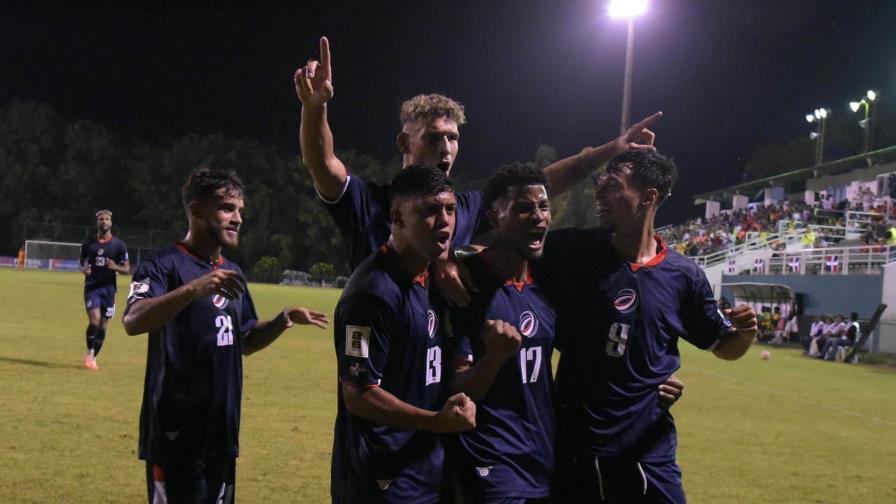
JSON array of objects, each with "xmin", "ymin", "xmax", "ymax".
[
  {"xmin": 84, "ymin": 285, "xmax": 116, "ymax": 319},
  {"xmin": 145, "ymin": 433, "xmax": 236, "ymax": 504},
  {"xmin": 554, "ymin": 453, "xmax": 685, "ymax": 504}
]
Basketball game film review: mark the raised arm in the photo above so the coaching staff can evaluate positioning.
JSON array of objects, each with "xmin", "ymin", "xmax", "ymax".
[
  {"xmin": 543, "ymin": 111, "xmax": 662, "ymax": 196},
  {"xmin": 295, "ymin": 36, "xmax": 348, "ymax": 200}
]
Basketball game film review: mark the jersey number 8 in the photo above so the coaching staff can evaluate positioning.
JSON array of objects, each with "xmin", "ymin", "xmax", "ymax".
[{"xmin": 606, "ymin": 322, "xmax": 630, "ymax": 358}]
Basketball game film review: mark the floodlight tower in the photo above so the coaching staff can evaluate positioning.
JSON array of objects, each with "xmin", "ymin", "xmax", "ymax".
[
  {"xmin": 609, "ymin": 0, "xmax": 648, "ymax": 134},
  {"xmin": 849, "ymin": 89, "xmax": 878, "ymax": 154},
  {"xmin": 805, "ymin": 107, "xmax": 831, "ymax": 166}
]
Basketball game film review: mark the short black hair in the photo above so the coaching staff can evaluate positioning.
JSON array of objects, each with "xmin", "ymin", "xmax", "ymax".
[
  {"xmin": 599, "ymin": 149, "xmax": 678, "ymax": 204},
  {"xmin": 483, "ymin": 163, "xmax": 549, "ymax": 209},
  {"xmin": 182, "ymin": 168, "xmax": 245, "ymax": 208},
  {"xmin": 389, "ymin": 164, "xmax": 453, "ymax": 209}
]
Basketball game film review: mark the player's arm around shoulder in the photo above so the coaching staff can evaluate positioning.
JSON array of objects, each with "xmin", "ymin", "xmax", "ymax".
[{"xmin": 242, "ymin": 306, "xmax": 329, "ymax": 356}]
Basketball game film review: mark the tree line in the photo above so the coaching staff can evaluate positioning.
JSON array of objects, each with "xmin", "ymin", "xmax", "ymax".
[{"xmin": 0, "ymin": 100, "xmax": 598, "ymax": 276}]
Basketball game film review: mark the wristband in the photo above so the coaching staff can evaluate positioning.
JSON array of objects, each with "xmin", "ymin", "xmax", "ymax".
[{"xmin": 282, "ymin": 308, "xmax": 294, "ymax": 329}]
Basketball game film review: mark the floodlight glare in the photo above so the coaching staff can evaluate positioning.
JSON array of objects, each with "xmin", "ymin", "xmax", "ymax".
[
  {"xmin": 849, "ymin": 101, "xmax": 861, "ymax": 113},
  {"xmin": 809, "ymin": 132, "xmax": 819, "ymax": 140},
  {"xmin": 806, "ymin": 114, "xmax": 815, "ymax": 123},
  {"xmin": 819, "ymin": 108, "xmax": 828, "ymax": 119},
  {"xmin": 608, "ymin": 0, "xmax": 648, "ymax": 19},
  {"xmin": 866, "ymin": 90, "xmax": 877, "ymax": 101}
]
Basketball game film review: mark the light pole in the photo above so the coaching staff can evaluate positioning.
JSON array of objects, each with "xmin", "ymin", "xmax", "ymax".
[
  {"xmin": 805, "ymin": 108, "xmax": 830, "ymax": 166},
  {"xmin": 609, "ymin": 0, "xmax": 647, "ymax": 134},
  {"xmin": 849, "ymin": 89, "xmax": 878, "ymax": 154}
]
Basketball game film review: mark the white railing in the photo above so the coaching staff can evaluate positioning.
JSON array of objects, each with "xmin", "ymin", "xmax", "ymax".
[
  {"xmin": 715, "ymin": 244, "xmax": 895, "ymax": 276},
  {"xmin": 686, "ymin": 230, "xmax": 805, "ymax": 269}
]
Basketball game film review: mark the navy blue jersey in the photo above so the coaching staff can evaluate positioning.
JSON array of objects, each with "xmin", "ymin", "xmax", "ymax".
[
  {"xmin": 81, "ymin": 235, "xmax": 128, "ymax": 290},
  {"xmin": 331, "ymin": 246, "xmax": 448, "ymax": 504},
  {"xmin": 450, "ymin": 252, "xmax": 556, "ymax": 500},
  {"xmin": 126, "ymin": 244, "xmax": 258, "ymax": 461},
  {"xmin": 533, "ymin": 228, "xmax": 732, "ymax": 463},
  {"xmin": 320, "ymin": 174, "xmax": 488, "ymax": 270}
]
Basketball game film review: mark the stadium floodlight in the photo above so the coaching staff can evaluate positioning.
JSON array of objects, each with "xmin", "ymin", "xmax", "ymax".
[
  {"xmin": 608, "ymin": 0, "xmax": 647, "ymax": 19},
  {"xmin": 806, "ymin": 106, "xmax": 830, "ymax": 166},
  {"xmin": 850, "ymin": 90, "xmax": 879, "ymax": 154},
  {"xmin": 608, "ymin": 0, "xmax": 648, "ymax": 134}
]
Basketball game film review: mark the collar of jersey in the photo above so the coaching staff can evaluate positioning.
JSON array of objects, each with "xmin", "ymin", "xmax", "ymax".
[
  {"xmin": 378, "ymin": 244, "xmax": 429, "ymax": 287},
  {"xmin": 479, "ymin": 248, "xmax": 533, "ymax": 292},
  {"xmin": 627, "ymin": 235, "xmax": 668, "ymax": 272},
  {"xmin": 176, "ymin": 242, "xmax": 225, "ymax": 269},
  {"xmin": 95, "ymin": 234, "xmax": 114, "ymax": 244}
]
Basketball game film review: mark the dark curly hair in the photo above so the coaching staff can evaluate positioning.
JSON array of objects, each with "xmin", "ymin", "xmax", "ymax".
[{"xmin": 483, "ymin": 163, "xmax": 549, "ymax": 209}]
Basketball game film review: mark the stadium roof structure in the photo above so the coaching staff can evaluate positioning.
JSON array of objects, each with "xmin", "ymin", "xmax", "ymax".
[
  {"xmin": 693, "ymin": 145, "xmax": 896, "ymax": 204},
  {"xmin": 722, "ymin": 282, "xmax": 795, "ymax": 304}
]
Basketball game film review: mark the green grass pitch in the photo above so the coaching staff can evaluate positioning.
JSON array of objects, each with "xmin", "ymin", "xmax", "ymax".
[{"xmin": 1, "ymin": 269, "xmax": 894, "ymax": 503}]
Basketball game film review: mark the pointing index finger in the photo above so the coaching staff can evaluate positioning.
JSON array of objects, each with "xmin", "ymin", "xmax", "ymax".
[
  {"xmin": 320, "ymin": 36, "xmax": 331, "ymax": 73},
  {"xmin": 632, "ymin": 111, "xmax": 663, "ymax": 131}
]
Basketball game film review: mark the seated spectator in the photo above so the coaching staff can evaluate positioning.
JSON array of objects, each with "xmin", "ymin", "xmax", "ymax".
[
  {"xmin": 822, "ymin": 312, "xmax": 861, "ymax": 361},
  {"xmin": 813, "ymin": 314, "xmax": 846, "ymax": 358},
  {"xmin": 803, "ymin": 315, "xmax": 824, "ymax": 354}
]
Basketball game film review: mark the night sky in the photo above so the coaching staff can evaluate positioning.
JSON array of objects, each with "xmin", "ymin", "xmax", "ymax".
[{"xmin": 3, "ymin": 1, "xmax": 895, "ymax": 225}]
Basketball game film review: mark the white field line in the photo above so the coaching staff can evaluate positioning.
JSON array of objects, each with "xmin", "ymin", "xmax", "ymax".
[{"xmin": 687, "ymin": 365, "xmax": 896, "ymax": 428}]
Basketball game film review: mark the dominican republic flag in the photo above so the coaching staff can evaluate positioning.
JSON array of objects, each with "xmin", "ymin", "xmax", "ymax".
[
  {"xmin": 727, "ymin": 259, "xmax": 737, "ymax": 274},
  {"xmin": 825, "ymin": 255, "xmax": 840, "ymax": 272},
  {"xmin": 753, "ymin": 258, "xmax": 765, "ymax": 273},
  {"xmin": 788, "ymin": 256, "xmax": 801, "ymax": 273}
]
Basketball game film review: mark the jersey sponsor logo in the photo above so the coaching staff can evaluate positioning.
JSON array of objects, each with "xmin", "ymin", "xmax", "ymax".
[
  {"xmin": 345, "ymin": 325, "xmax": 371, "ymax": 358},
  {"xmin": 427, "ymin": 310, "xmax": 437, "ymax": 339},
  {"xmin": 375, "ymin": 480, "xmax": 392, "ymax": 490},
  {"xmin": 128, "ymin": 280, "xmax": 150, "ymax": 299},
  {"xmin": 212, "ymin": 295, "xmax": 230, "ymax": 309},
  {"xmin": 613, "ymin": 288, "xmax": 639, "ymax": 313},
  {"xmin": 518, "ymin": 311, "xmax": 539, "ymax": 337},
  {"xmin": 475, "ymin": 466, "xmax": 493, "ymax": 477}
]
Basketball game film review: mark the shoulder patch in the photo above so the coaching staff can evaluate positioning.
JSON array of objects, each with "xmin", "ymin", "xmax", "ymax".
[{"xmin": 345, "ymin": 325, "xmax": 371, "ymax": 358}]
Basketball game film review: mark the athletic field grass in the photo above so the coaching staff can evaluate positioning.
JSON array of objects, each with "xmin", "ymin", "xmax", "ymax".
[{"xmin": 1, "ymin": 268, "xmax": 894, "ymax": 503}]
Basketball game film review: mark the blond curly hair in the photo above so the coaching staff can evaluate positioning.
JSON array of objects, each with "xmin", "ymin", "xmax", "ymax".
[{"xmin": 400, "ymin": 94, "xmax": 466, "ymax": 126}]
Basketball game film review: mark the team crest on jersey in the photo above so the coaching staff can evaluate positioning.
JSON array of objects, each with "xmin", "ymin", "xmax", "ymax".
[
  {"xmin": 613, "ymin": 288, "xmax": 639, "ymax": 313},
  {"xmin": 128, "ymin": 281, "xmax": 150, "ymax": 299},
  {"xmin": 97, "ymin": 248, "xmax": 104, "ymax": 256},
  {"xmin": 427, "ymin": 310, "xmax": 437, "ymax": 339},
  {"xmin": 518, "ymin": 311, "xmax": 539, "ymax": 338},
  {"xmin": 212, "ymin": 295, "xmax": 230, "ymax": 309},
  {"xmin": 475, "ymin": 466, "xmax": 493, "ymax": 477}
]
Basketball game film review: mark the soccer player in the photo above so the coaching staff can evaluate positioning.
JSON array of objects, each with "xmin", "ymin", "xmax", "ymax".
[
  {"xmin": 122, "ymin": 169, "xmax": 329, "ymax": 504},
  {"xmin": 79, "ymin": 209, "xmax": 129, "ymax": 370},
  {"xmin": 533, "ymin": 150, "xmax": 758, "ymax": 503},
  {"xmin": 448, "ymin": 164, "xmax": 557, "ymax": 503},
  {"xmin": 294, "ymin": 37, "xmax": 660, "ymax": 293},
  {"xmin": 450, "ymin": 164, "xmax": 684, "ymax": 503},
  {"xmin": 331, "ymin": 165, "xmax": 477, "ymax": 504}
]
